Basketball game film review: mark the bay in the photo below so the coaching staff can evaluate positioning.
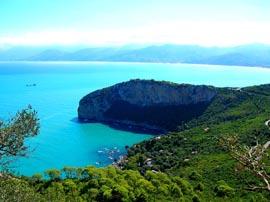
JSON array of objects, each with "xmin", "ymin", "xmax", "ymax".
[{"xmin": 0, "ymin": 61, "xmax": 270, "ymax": 176}]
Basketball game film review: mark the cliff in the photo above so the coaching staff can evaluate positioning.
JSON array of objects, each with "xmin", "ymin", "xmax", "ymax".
[{"xmin": 78, "ymin": 79, "xmax": 217, "ymax": 132}]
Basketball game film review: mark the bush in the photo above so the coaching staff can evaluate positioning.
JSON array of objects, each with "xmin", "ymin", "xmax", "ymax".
[
  {"xmin": 192, "ymin": 194, "xmax": 201, "ymax": 202},
  {"xmin": 30, "ymin": 173, "xmax": 43, "ymax": 183},
  {"xmin": 189, "ymin": 171, "xmax": 202, "ymax": 181},
  {"xmin": 174, "ymin": 177, "xmax": 194, "ymax": 195},
  {"xmin": 214, "ymin": 180, "xmax": 235, "ymax": 197},
  {"xmin": 45, "ymin": 169, "xmax": 61, "ymax": 181},
  {"xmin": 194, "ymin": 182, "xmax": 204, "ymax": 192}
]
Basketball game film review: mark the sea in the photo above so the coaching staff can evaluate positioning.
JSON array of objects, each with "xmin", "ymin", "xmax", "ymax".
[{"xmin": 0, "ymin": 61, "xmax": 270, "ymax": 176}]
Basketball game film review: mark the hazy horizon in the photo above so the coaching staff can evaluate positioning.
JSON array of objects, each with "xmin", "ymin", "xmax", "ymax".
[{"xmin": 1, "ymin": 42, "xmax": 270, "ymax": 49}]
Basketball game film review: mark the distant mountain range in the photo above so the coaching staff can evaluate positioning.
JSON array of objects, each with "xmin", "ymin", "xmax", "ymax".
[{"xmin": 0, "ymin": 44, "xmax": 270, "ymax": 67}]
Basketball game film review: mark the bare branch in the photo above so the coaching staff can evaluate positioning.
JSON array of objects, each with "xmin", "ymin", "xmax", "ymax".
[{"xmin": 220, "ymin": 136, "xmax": 270, "ymax": 192}]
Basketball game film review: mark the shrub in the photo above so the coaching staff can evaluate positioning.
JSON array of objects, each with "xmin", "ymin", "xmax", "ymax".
[
  {"xmin": 45, "ymin": 169, "xmax": 61, "ymax": 181},
  {"xmin": 194, "ymin": 182, "xmax": 204, "ymax": 192},
  {"xmin": 214, "ymin": 180, "xmax": 235, "ymax": 197},
  {"xmin": 189, "ymin": 171, "xmax": 202, "ymax": 181},
  {"xmin": 192, "ymin": 194, "xmax": 201, "ymax": 202}
]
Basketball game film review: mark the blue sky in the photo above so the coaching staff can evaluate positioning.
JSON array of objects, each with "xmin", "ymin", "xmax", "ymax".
[{"xmin": 0, "ymin": 0, "xmax": 270, "ymax": 46}]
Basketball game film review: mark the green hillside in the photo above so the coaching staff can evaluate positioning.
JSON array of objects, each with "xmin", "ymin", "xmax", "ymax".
[{"xmin": 124, "ymin": 84, "xmax": 270, "ymax": 201}]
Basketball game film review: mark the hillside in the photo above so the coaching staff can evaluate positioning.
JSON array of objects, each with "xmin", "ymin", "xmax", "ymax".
[{"xmin": 123, "ymin": 83, "xmax": 270, "ymax": 201}]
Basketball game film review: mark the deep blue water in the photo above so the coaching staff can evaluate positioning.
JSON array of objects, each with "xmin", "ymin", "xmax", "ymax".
[{"xmin": 0, "ymin": 61, "xmax": 270, "ymax": 176}]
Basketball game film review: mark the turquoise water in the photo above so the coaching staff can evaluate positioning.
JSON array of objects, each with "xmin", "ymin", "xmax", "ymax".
[{"xmin": 1, "ymin": 61, "xmax": 270, "ymax": 176}]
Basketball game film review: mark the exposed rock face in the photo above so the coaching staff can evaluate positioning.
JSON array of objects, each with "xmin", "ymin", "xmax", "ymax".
[{"xmin": 78, "ymin": 79, "xmax": 217, "ymax": 133}]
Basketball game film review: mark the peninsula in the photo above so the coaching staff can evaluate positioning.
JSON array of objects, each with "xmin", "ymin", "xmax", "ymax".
[{"xmin": 78, "ymin": 79, "xmax": 217, "ymax": 133}]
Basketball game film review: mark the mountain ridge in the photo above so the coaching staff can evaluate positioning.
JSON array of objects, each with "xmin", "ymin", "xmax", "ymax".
[{"xmin": 1, "ymin": 44, "xmax": 270, "ymax": 67}]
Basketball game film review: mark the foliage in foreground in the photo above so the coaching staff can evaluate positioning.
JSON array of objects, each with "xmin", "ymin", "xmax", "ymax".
[
  {"xmin": 1, "ymin": 166, "xmax": 198, "ymax": 202},
  {"xmin": 0, "ymin": 106, "xmax": 39, "ymax": 169}
]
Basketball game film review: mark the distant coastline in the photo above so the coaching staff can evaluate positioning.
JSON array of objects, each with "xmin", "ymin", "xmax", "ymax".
[
  {"xmin": 0, "ymin": 60, "xmax": 270, "ymax": 70},
  {"xmin": 1, "ymin": 44, "xmax": 270, "ymax": 68}
]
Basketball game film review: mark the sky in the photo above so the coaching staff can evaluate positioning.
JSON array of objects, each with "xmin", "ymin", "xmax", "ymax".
[{"xmin": 0, "ymin": 0, "xmax": 270, "ymax": 47}]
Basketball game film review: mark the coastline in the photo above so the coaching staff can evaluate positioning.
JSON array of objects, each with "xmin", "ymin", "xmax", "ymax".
[
  {"xmin": 77, "ymin": 118, "xmax": 166, "ymax": 135},
  {"xmin": 0, "ymin": 60, "xmax": 270, "ymax": 70}
]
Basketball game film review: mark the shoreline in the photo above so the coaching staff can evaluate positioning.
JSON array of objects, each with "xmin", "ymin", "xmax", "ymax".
[
  {"xmin": 77, "ymin": 118, "xmax": 166, "ymax": 135},
  {"xmin": 0, "ymin": 60, "xmax": 270, "ymax": 70}
]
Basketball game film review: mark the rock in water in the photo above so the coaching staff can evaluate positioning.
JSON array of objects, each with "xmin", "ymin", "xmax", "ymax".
[{"xmin": 78, "ymin": 79, "xmax": 217, "ymax": 132}]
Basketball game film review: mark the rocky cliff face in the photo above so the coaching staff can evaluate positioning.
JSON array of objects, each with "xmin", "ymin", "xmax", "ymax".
[{"xmin": 78, "ymin": 79, "xmax": 217, "ymax": 132}]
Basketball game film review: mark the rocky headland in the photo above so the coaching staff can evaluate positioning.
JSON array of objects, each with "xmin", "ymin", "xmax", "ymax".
[{"xmin": 78, "ymin": 79, "xmax": 217, "ymax": 133}]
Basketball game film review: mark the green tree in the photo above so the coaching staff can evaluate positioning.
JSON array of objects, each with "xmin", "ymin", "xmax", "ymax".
[
  {"xmin": 45, "ymin": 169, "xmax": 61, "ymax": 181},
  {"xmin": 0, "ymin": 178, "xmax": 41, "ymax": 202},
  {"xmin": 0, "ymin": 106, "xmax": 39, "ymax": 171},
  {"xmin": 62, "ymin": 166, "xmax": 78, "ymax": 179}
]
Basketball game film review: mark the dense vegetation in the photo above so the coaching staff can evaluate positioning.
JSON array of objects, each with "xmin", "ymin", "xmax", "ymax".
[
  {"xmin": 1, "ymin": 84, "xmax": 270, "ymax": 201},
  {"xmin": 1, "ymin": 166, "xmax": 199, "ymax": 201},
  {"xmin": 124, "ymin": 85, "xmax": 270, "ymax": 201}
]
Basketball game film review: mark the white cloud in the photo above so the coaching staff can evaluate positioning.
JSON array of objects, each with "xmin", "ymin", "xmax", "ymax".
[{"xmin": 1, "ymin": 21, "xmax": 270, "ymax": 46}]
